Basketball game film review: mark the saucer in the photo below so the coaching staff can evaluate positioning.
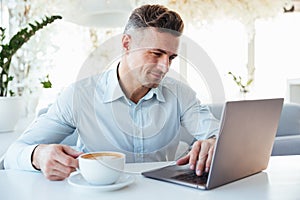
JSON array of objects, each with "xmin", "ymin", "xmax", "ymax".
[{"xmin": 68, "ymin": 172, "xmax": 135, "ymax": 192}]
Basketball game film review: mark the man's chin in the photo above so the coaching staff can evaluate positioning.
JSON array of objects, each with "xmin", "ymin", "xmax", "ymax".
[{"xmin": 144, "ymin": 82, "xmax": 160, "ymax": 88}]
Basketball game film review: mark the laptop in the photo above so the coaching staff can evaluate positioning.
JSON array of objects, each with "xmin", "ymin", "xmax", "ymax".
[{"xmin": 142, "ymin": 98, "xmax": 284, "ymax": 190}]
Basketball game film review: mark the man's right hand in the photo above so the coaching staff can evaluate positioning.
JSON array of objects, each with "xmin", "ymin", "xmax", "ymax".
[{"xmin": 32, "ymin": 144, "xmax": 83, "ymax": 181}]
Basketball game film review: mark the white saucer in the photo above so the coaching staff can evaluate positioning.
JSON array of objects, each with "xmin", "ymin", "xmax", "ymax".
[{"xmin": 68, "ymin": 172, "xmax": 135, "ymax": 192}]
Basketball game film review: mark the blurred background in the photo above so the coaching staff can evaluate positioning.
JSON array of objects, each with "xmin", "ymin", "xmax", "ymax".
[{"xmin": 1, "ymin": 0, "xmax": 300, "ymax": 116}]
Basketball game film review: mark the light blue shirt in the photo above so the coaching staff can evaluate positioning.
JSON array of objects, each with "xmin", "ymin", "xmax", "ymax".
[{"xmin": 4, "ymin": 68, "xmax": 219, "ymax": 171}]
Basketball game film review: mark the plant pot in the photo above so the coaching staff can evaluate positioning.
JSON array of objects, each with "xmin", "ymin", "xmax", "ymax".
[{"xmin": 0, "ymin": 97, "xmax": 23, "ymax": 133}]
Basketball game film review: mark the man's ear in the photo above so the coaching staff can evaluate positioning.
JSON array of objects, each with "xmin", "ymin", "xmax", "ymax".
[{"xmin": 122, "ymin": 34, "xmax": 131, "ymax": 51}]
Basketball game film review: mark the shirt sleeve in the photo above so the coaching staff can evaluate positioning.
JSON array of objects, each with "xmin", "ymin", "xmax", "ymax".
[
  {"xmin": 4, "ymin": 85, "xmax": 76, "ymax": 171},
  {"xmin": 178, "ymin": 82, "xmax": 220, "ymax": 140}
]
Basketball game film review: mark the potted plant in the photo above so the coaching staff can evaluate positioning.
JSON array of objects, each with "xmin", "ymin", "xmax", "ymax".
[
  {"xmin": 0, "ymin": 15, "xmax": 61, "ymax": 132},
  {"xmin": 228, "ymin": 71, "xmax": 253, "ymax": 100}
]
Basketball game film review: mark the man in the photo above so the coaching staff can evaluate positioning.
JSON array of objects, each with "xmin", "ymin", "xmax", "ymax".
[{"xmin": 4, "ymin": 4, "xmax": 219, "ymax": 181}]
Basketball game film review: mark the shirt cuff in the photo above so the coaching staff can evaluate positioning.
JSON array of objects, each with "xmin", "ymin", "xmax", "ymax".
[
  {"xmin": 207, "ymin": 134, "xmax": 217, "ymax": 140},
  {"xmin": 18, "ymin": 144, "xmax": 40, "ymax": 171}
]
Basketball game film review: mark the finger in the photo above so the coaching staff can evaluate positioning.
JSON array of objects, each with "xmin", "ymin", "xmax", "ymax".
[
  {"xmin": 52, "ymin": 161, "xmax": 76, "ymax": 176},
  {"xmin": 55, "ymin": 147, "xmax": 79, "ymax": 169},
  {"xmin": 196, "ymin": 142, "xmax": 209, "ymax": 176},
  {"xmin": 43, "ymin": 160, "xmax": 75, "ymax": 180},
  {"xmin": 205, "ymin": 145, "xmax": 215, "ymax": 173},
  {"xmin": 45, "ymin": 169, "xmax": 72, "ymax": 181},
  {"xmin": 176, "ymin": 154, "xmax": 190, "ymax": 165},
  {"xmin": 45, "ymin": 174, "xmax": 65, "ymax": 181},
  {"xmin": 189, "ymin": 141, "xmax": 201, "ymax": 170},
  {"xmin": 62, "ymin": 145, "xmax": 83, "ymax": 158}
]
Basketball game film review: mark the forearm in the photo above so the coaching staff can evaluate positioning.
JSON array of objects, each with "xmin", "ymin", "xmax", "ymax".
[{"xmin": 4, "ymin": 114, "xmax": 75, "ymax": 170}]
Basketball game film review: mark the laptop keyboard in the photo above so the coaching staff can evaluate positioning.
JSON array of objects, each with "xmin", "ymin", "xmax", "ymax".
[{"xmin": 171, "ymin": 171, "xmax": 209, "ymax": 185}]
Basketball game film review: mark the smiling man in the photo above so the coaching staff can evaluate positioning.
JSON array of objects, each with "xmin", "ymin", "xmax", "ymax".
[
  {"xmin": 119, "ymin": 27, "xmax": 180, "ymax": 102},
  {"xmin": 4, "ymin": 4, "xmax": 219, "ymax": 181}
]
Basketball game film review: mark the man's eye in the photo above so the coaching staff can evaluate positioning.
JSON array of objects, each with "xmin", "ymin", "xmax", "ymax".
[
  {"xmin": 152, "ymin": 52, "xmax": 161, "ymax": 56},
  {"xmin": 169, "ymin": 56, "xmax": 176, "ymax": 61}
]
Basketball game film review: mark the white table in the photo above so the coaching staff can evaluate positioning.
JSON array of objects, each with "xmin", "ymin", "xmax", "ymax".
[{"xmin": 0, "ymin": 156, "xmax": 300, "ymax": 200}]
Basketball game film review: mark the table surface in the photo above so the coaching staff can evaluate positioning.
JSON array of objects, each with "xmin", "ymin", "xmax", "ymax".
[{"xmin": 0, "ymin": 155, "xmax": 300, "ymax": 200}]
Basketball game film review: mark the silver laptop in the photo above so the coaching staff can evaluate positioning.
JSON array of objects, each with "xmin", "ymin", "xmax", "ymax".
[{"xmin": 142, "ymin": 98, "xmax": 284, "ymax": 190}]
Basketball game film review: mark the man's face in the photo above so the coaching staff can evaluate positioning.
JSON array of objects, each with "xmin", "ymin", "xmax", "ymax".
[{"xmin": 123, "ymin": 28, "xmax": 180, "ymax": 88}]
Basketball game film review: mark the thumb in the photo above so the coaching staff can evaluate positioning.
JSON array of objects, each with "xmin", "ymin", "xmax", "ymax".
[
  {"xmin": 176, "ymin": 154, "xmax": 190, "ymax": 166},
  {"xmin": 62, "ymin": 145, "xmax": 83, "ymax": 158}
]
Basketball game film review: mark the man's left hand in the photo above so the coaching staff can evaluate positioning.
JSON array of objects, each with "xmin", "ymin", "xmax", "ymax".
[{"xmin": 176, "ymin": 137, "xmax": 216, "ymax": 176}]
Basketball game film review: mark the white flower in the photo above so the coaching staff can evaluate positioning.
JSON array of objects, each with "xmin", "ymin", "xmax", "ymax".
[{"xmin": 4, "ymin": 0, "xmax": 61, "ymax": 95}]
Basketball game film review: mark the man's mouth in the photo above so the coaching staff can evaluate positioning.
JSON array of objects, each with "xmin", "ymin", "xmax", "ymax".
[{"xmin": 150, "ymin": 71, "xmax": 164, "ymax": 80}]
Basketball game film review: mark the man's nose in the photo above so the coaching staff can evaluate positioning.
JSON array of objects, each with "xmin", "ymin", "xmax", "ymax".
[{"xmin": 158, "ymin": 55, "xmax": 170, "ymax": 73}]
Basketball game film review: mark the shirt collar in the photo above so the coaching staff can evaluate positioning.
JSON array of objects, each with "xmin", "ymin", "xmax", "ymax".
[
  {"xmin": 103, "ymin": 64, "xmax": 166, "ymax": 103},
  {"xmin": 103, "ymin": 67, "xmax": 124, "ymax": 103},
  {"xmin": 143, "ymin": 85, "xmax": 165, "ymax": 102}
]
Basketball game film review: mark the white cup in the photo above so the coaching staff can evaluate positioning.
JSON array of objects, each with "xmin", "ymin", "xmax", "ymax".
[{"xmin": 78, "ymin": 151, "xmax": 125, "ymax": 185}]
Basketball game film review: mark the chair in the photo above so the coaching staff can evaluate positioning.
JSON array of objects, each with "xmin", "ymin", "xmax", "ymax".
[{"xmin": 208, "ymin": 103, "xmax": 300, "ymax": 156}]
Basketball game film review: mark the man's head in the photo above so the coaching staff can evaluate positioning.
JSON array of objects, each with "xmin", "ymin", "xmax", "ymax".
[
  {"xmin": 120, "ymin": 4, "xmax": 184, "ymax": 93},
  {"xmin": 124, "ymin": 4, "xmax": 184, "ymax": 36}
]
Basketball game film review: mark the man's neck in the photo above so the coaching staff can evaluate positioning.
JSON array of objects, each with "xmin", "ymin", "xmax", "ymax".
[{"xmin": 117, "ymin": 63, "xmax": 150, "ymax": 104}]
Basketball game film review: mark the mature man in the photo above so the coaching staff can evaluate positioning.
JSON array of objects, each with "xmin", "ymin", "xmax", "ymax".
[{"xmin": 4, "ymin": 4, "xmax": 219, "ymax": 180}]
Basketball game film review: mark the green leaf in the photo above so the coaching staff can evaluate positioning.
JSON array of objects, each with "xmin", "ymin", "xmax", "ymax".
[
  {"xmin": 0, "ymin": 15, "xmax": 62, "ymax": 96},
  {"xmin": 9, "ymin": 90, "xmax": 15, "ymax": 96},
  {"xmin": 40, "ymin": 74, "xmax": 52, "ymax": 88},
  {"xmin": 41, "ymin": 80, "xmax": 52, "ymax": 88},
  {"xmin": 228, "ymin": 71, "xmax": 253, "ymax": 94},
  {"xmin": 7, "ymin": 76, "xmax": 14, "ymax": 81},
  {"xmin": 247, "ymin": 79, "xmax": 253, "ymax": 86}
]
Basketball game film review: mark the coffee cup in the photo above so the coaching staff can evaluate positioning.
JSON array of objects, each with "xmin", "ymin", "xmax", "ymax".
[{"xmin": 78, "ymin": 151, "xmax": 125, "ymax": 185}]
